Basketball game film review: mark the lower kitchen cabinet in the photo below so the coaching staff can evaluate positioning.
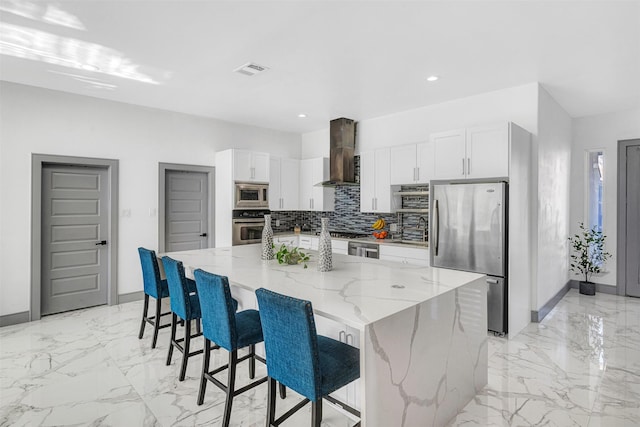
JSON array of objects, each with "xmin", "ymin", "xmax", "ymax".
[
  {"xmin": 298, "ymin": 235, "xmax": 319, "ymax": 251},
  {"xmin": 332, "ymin": 239, "xmax": 348, "ymax": 255},
  {"xmin": 379, "ymin": 245, "xmax": 429, "ymax": 266},
  {"xmin": 314, "ymin": 316, "xmax": 361, "ymax": 411},
  {"xmin": 274, "ymin": 235, "xmax": 298, "ymax": 247}
]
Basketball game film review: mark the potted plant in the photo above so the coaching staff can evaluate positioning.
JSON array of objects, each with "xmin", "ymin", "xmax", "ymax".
[
  {"xmin": 568, "ymin": 223, "xmax": 612, "ymax": 295},
  {"xmin": 274, "ymin": 244, "xmax": 310, "ymax": 269}
]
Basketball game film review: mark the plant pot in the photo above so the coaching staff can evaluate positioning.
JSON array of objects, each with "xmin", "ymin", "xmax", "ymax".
[{"xmin": 579, "ymin": 281, "xmax": 596, "ymax": 296}]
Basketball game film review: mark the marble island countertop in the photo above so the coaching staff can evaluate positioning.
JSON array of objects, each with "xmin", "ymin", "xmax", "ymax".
[
  {"xmin": 163, "ymin": 244, "xmax": 479, "ymax": 331},
  {"xmin": 274, "ymin": 232, "xmax": 429, "ymax": 249}
]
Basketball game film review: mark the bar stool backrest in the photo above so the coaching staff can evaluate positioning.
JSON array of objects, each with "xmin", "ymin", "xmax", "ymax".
[
  {"xmin": 193, "ymin": 269, "xmax": 238, "ymax": 351},
  {"xmin": 138, "ymin": 247, "xmax": 163, "ymax": 298},
  {"xmin": 162, "ymin": 256, "xmax": 196, "ymax": 320}
]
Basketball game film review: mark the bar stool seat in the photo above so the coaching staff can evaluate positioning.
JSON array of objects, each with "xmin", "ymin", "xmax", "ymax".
[
  {"xmin": 162, "ymin": 256, "xmax": 204, "ymax": 381},
  {"xmin": 193, "ymin": 269, "xmax": 268, "ymax": 427},
  {"xmin": 255, "ymin": 288, "xmax": 361, "ymax": 427},
  {"xmin": 137, "ymin": 247, "xmax": 172, "ymax": 349}
]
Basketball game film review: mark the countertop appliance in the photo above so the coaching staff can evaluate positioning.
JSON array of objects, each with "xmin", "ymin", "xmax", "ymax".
[
  {"xmin": 235, "ymin": 182, "xmax": 269, "ymax": 209},
  {"xmin": 430, "ymin": 181, "xmax": 507, "ymax": 334},
  {"xmin": 232, "ymin": 209, "xmax": 269, "ymax": 246},
  {"xmin": 348, "ymin": 241, "xmax": 380, "ymax": 259}
]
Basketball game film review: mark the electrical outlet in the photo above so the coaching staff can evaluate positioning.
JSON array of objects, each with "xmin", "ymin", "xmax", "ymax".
[{"xmin": 275, "ymin": 219, "xmax": 280, "ymax": 226}]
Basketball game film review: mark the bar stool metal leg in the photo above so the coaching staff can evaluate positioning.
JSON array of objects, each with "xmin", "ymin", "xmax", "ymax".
[
  {"xmin": 223, "ymin": 350, "xmax": 238, "ymax": 427},
  {"xmin": 151, "ymin": 297, "xmax": 162, "ymax": 348},
  {"xmin": 167, "ymin": 313, "xmax": 177, "ymax": 365},
  {"xmin": 138, "ymin": 294, "xmax": 149, "ymax": 339},
  {"xmin": 179, "ymin": 320, "xmax": 192, "ymax": 381}
]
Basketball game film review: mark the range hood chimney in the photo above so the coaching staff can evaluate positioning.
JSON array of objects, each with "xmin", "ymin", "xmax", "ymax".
[{"xmin": 318, "ymin": 117, "xmax": 358, "ymax": 187}]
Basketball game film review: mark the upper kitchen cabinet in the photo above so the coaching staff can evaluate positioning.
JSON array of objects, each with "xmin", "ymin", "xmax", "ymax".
[
  {"xmin": 299, "ymin": 157, "xmax": 334, "ymax": 211},
  {"xmin": 360, "ymin": 148, "xmax": 398, "ymax": 213},
  {"xmin": 270, "ymin": 157, "xmax": 299, "ymax": 211},
  {"xmin": 432, "ymin": 129, "xmax": 467, "ymax": 180},
  {"xmin": 233, "ymin": 149, "xmax": 270, "ymax": 182},
  {"xmin": 432, "ymin": 124, "xmax": 510, "ymax": 180},
  {"xmin": 390, "ymin": 142, "xmax": 435, "ymax": 185}
]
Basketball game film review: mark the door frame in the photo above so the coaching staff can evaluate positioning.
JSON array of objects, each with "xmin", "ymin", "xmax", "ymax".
[
  {"xmin": 158, "ymin": 163, "xmax": 215, "ymax": 253},
  {"xmin": 31, "ymin": 154, "xmax": 119, "ymax": 321},
  {"xmin": 617, "ymin": 138, "xmax": 640, "ymax": 296}
]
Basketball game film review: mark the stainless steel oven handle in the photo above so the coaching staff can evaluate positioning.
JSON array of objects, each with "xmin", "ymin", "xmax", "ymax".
[
  {"xmin": 232, "ymin": 219, "xmax": 265, "ymax": 224},
  {"xmin": 434, "ymin": 199, "xmax": 440, "ymax": 257}
]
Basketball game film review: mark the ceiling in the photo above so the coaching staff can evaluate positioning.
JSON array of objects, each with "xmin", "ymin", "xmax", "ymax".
[{"xmin": 1, "ymin": 1, "xmax": 639, "ymax": 133}]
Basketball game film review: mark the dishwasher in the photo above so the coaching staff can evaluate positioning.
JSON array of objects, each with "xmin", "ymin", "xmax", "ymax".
[{"xmin": 347, "ymin": 241, "xmax": 379, "ymax": 259}]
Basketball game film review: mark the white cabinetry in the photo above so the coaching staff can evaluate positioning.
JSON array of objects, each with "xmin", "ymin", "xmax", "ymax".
[
  {"xmin": 332, "ymin": 239, "xmax": 348, "ymax": 255},
  {"xmin": 390, "ymin": 142, "xmax": 435, "ymax": 185},
  {"xmin": 379, "ymin": 245, "xmax": 429, "ymax": 266},
  {"xmin": 233, "ymin": 149, "xmax": 270, "ymax": 182},
  {"xmin": 432, "ymin": 124, "xmax": 509, "ymax": 180},
  {"xmin": 270, "ymin": 157, "xmax": 299, "ymax": 211},
  {"xmin": 274, "ymin": 235, "xmax": 298, "ymax": 247},
  {"xmin": 299, "ymin": 158, "xmax": 334, "ymax": 211},
  {"xmin": 314, "ymin": 316, "xmax": 361, "ymax": 410},
  {"xmin": 432, "ymin": 129, "xmax": 467, "ymax": 180},
  {"xmin": 360, "ymin": 148, "xmax": 398, "ymax": 213},
  {"xmin": 298, "ymin": 235, "xmax": 319, "ymax": 251}
]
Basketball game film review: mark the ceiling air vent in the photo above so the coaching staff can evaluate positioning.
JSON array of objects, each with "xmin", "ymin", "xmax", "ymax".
[{"xmin": 234, "ymin": 62, "xmax": 269, "ymax": 76}]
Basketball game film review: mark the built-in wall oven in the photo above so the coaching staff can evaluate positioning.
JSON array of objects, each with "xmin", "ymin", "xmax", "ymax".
[
  {"xmin": 235, "ymin": 182, "xmax": 269, "ymax": 209},
  {"xmin": 232, "ymin": 209, "xmax": 270, "ymax": 246}
]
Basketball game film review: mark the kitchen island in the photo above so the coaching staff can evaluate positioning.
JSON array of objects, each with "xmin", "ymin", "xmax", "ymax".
[{"xmin": 163, "ymin": 244, "xmax": 487, "ymax": 426}]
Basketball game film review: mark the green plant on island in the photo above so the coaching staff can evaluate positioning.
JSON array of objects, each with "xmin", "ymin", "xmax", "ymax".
[
  {"xmin": 273, "ymin": 243, "xmax": 310, "ymax": 268},
  {"xmin": 568, "ymin": 222, "xmax": 611, "ymax": 283}
]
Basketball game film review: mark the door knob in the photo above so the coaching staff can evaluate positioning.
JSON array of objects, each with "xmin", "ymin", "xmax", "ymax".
[
  {"xmin": 95, "ymin": 240, "xmax": 107, "ymax": 246},
  {"xmin": 199, "ymin": 233, "xmax": 207, "ymax": 237}
]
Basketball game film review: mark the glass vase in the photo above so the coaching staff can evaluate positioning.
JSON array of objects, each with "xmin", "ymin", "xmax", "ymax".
[
  {"xmin": 318, "ymin": 217, "xmax": 333, "ymax": 271},
  {"xmin": 261, "ymin": 214, "xmax": 274, "ymax": 260}
]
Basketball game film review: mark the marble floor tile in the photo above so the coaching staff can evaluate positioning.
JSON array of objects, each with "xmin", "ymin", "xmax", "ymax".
[{"xmin": 2, "ymin": 289, "xmax": 640, "ymax": 426}]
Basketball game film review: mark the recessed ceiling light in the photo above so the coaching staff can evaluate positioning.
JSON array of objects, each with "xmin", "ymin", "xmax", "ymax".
[
  {"xmin": 298, "ymin": 113, "xmax": 307, "ymax": 118},
  {"xmin": 426, "ymin": 75, "xmax": 439, "ymax": 82}
]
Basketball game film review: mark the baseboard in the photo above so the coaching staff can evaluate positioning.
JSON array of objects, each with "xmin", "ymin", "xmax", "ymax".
[
  {"xmin": 531, "ymin": 280, "xmax": 571, "ymax": 323},
  {"xmin": 569, "ymin": 280, "xmax": 617, "ymax": 295},
  {"xmin": 0, "ymin": 311, "xmax": 30, "ymax": 328},
  {"xmin": 118, "ymin": 291, "xmax": 145, "ymax": 304}
]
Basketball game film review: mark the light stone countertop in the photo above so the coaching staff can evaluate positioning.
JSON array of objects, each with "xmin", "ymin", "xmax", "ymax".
[
  {"xmin": 163, "ymin": 244, "xmax": 480, "ymax": 331},
  {"xmin": 274, "ymin": 232, "xmax": 429, "ymax": 249}
]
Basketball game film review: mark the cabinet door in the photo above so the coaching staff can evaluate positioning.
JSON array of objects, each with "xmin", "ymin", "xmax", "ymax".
[
  {"xmin": 299, "ymin": 159, "xmax": 313, "ymax": 210},
  {"xmin": 390, "ymin": 144, "xmax": 417, "ymax": 185},
  {"xmin": 298, "ymin": 235, "xmax": 313, "ymax": 249},
  {"xmin": 359, "ymin": 151, "xmax": 376, "ymax": 212},
  {"xmin": 374, "ymin": 148, "xmax": 393, "ymax": 212},
  {"xmin": 416, "ymin": 141, "xmax": 435, "ymax": 184},
  {"xmin": 280, "ymin": 158, "xmax": 300, "ymax": 210},
  {"xmin": 233, "ymin": 149, "xmax": 252, "ymax": 181},
  {"xmin": 466, "ymin": 124, "xmax": 509, "ymax": 179},
  {"xmin": 432, "ymin": 129, "xmax": 466, "ymax": 179},
  {"xmin": 311, "ymin": 158, "xmax": 333, "ymax": 211},
  {"xmin": 269, "ymin": 157, "xmax": 282, "ymax": 210},
  {"xmin": 251, "ymin": 152, "xmax": 270, "ymax": 182}
]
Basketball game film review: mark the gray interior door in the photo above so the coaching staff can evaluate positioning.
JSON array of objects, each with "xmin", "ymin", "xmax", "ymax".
[
  {"xmin": 42, "ymin": 165, "xmax": 109, "ymax": 315},
  {"xmin": 626, "ymin": 144, "xmax": 640, "ymax": 297},
  {"xmin": 165, "ymin": 170, "xmax": 209, "ymax": 252}
]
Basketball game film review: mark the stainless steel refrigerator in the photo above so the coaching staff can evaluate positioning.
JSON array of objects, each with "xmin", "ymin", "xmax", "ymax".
[{"xmin": 430, "ymin": 181, "xmax": 507, "ymax": 334}]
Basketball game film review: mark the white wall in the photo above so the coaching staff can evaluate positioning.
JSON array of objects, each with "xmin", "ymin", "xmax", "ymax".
[
  {"xmin": 570, "ymin": 108, "xmax": 640, "ymax": 288},
  {"xmin": 0, "ymin": 82, "xmax": 300, "ymax": 317},
  {"xmin": 301, "ymin": 83, "xmax": 539, "ymax": 158},
  {"xmin": 534, "ymin": 87, "xmax": 573, "ymax": 310}
]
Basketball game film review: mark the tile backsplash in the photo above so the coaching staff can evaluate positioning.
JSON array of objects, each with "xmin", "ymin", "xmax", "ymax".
[{"xmin": 270, "ymin": 156, "xmax": 429, "ymax": 243}]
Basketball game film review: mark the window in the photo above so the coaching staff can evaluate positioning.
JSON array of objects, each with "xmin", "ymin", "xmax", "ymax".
[{"xmin": 586, "ymin": 150, "xmax": 604, "ymax": 232}]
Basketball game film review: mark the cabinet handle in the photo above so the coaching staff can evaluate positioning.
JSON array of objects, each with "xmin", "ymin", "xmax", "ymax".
[
  {"xmin": 467, "ymin": 158, "xmax": 471, "ymax": 175},
  {"xmin": 372, "ymin": 198, "xmax": 375, "ymax": 211},
  {"xmin": 413, "ymin": 167, "xmax": 417, "ymax": 182},
  {"xmin": 416, "ymin": 167, "xmax": 420, "ymax": 182},
  {"xmin": 462, "ymin": 158, "xmax": 465, "ymax": 175}
]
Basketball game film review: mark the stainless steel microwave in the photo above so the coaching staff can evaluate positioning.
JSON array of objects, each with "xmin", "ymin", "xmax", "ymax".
[{"xmin": 235, "ymin": 182, "xmax": 269, "ymax": 209}]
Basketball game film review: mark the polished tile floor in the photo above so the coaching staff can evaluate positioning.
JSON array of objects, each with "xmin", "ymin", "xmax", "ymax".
[{"xmin": 1, "ymin": 289, "xmax": 639, "ymax": 426}]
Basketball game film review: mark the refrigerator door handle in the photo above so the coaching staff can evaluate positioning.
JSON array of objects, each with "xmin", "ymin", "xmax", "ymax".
[{"xmin": 434, "ymin": 199, "xmax": 440, "ymax": 256}]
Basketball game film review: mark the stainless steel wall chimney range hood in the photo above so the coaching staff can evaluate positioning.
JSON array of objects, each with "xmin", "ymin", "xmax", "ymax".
[{"xmin": 317, "ymin": 117, "xmax": 358, "ymax": 187}]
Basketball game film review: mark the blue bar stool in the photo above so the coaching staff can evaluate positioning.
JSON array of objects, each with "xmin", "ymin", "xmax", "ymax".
[
  {"xmin": 193, "ymin": 269, "xmax": 268, "ymax": 427},
  {"xmin": 162, "ymin": 256, "xmax": 204, "ymax": 381},
  {"xmin": 137, "ymin": 247, "xmax": 172, "ymax": 349},
  {"xmin": 255, "ymin": 288, "xmax": 361, "ymax": 427}
]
